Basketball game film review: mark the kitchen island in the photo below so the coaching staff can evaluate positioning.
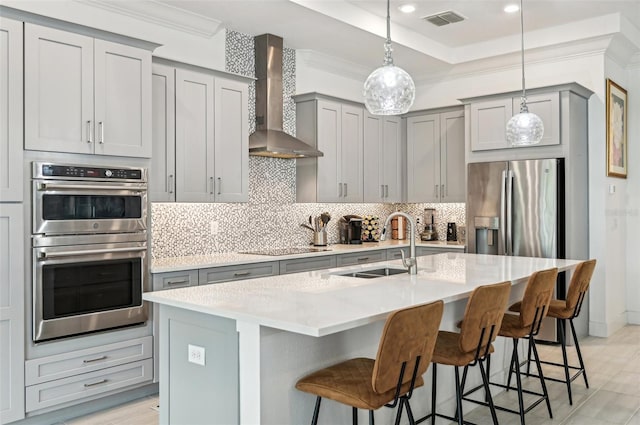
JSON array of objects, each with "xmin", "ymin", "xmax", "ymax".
[{"xmin": 143, "ymin": 253, "xmax": 581, "ymax": 425}]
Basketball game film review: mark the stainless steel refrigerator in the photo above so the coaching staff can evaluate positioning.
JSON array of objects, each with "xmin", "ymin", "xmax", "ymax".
[{"xmin": 466, "ymin": 158, "xmax": 565, "ymax": 342}]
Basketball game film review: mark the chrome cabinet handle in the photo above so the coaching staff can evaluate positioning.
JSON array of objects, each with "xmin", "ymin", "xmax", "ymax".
[
  {"xmin": 344, "ymin": 183, "xmax": 348, "ymax": 197},
  {"xmin": 357, "ymin": 257, "xmax": 370, "ymax": 262},
  {"xmin": 168, "ymin": 174, "xmax": 174, "ymax": 194},
  {"xmin": 217, "ymin": 177, "xmax": 221, "ymax": 195},
  {"xmin": 209, "ymin": 177, "xmax": 214, "ymax": 194},
  {"xmin": 84, "ymin": 379, "xmax": 108, "ymax": 388},
  {"xmin": 233, "ymin": 271, "xmax": 251, "ymax": 277},
  {"xmin": 166, "ymin": 279, "xmax": 188, "ymax": 285},
  {"xmin": 434, "ymin": 184, "xmax": 438, "ymax": 198},
  {"xmin": 83, "ymin": 355, "xmax": 107, "ymax": 364},
  {"xmin": 98, "ymin": 122, "xmax": 104, "ymax": 144},
  {"xmin": 86, "ymin": 121, "xmax": 92, "ymax": 143}
]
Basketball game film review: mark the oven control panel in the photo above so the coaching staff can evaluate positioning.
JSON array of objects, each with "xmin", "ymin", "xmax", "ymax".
[{"xmin": 33, "ymin": 162, "xmax": 146, "ymax": 182}]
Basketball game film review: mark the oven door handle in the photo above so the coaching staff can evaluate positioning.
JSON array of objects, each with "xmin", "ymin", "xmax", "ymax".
[
  {"xmin": 38, "ymin": 246, "xmax": 147, "ymax": 260},
  {"xmin": 37, "ymin": 183, "xmax": 146, "ymax": 192}
]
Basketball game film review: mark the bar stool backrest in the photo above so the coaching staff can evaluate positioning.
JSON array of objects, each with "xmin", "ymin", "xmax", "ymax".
[
  {"xmin": 459, "ymin": 281, "xmax": 511, "ymax": 355},
  {"xmin": 519, "ymin": 268, "xmax": 558, "ymax": 331},
  {"xmin": 372, "ymin": 300, "xmax": 444, "ymax": 394},
  {"xmin": 566, "ymin": 259, "xmax": 597, "ymax": 318}
]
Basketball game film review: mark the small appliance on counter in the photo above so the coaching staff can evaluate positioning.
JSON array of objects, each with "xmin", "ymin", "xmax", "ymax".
[
  {"xmin": 447, "ymin": 222, "xmax": 458, "ymax": 241},
  {"xmin": 339, "ymin": 215, "xmax": 363, "ymax": 244},
  {"xmin": 361, "ymin": 215, "xmax": 380, "ymax": 241},
  {"xmin": 420, "ymin": 208, "xmax": 438, "ymax": 241}
]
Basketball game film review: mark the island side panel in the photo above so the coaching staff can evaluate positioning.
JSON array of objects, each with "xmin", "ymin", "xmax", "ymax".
[{"xmin": 158, "ymin": 305, "xmax": 239, "ymax": 425}]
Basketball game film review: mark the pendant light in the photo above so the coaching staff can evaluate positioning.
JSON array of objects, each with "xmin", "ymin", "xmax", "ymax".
[
  {"xmin": 505, "ymin": 0, "xmax": 544, "ymax": 146},
  {"xmin": 363, "ymin": 0, "xmax": 415, "ymax": 115}
]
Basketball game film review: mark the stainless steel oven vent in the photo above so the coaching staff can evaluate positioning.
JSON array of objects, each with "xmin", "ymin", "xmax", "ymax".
[{"xmin": 422, "ymin": 10, "xmax": 466, "ymax": 27}]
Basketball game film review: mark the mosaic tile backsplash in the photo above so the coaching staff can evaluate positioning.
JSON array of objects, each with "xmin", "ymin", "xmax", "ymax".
[{"xmin": 150, "ymin": 29, "xmax": 465, "ymax": 259}]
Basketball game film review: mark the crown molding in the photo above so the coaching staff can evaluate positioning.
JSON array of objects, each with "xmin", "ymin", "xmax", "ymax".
[
  {"xmin": 75, "ymin": 0, "xmax": 223, "ymax": 38},
  {"xmin": 296, "ymin": 49, "xmax": 371, "ymax": 81}
]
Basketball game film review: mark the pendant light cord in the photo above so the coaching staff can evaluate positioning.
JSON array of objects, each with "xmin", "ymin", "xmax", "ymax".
[{"xmin": 519, "ymin": 0, "xmax": 528, "ymax": 111}]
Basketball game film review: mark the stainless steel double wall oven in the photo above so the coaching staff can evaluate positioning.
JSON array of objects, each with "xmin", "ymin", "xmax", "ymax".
[{"xmin": 32, "ymin": 162, "xmax": 149, "ymax": 342}]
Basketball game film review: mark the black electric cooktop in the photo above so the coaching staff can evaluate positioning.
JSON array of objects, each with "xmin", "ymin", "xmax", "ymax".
[{"xmin": 240, "ymin": 247, "xmax": 331, "ymax": 256}]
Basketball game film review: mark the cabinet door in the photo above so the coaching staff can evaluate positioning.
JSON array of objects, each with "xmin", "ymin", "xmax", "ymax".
[
  {"xmin": 24, "ymin": 23, "xmax": 94, "ymax": 155},
  {"xmin": 151, "ymin": 63, "xmax": 176, "ymax": 202},
  {"xmin": 340, "ymin": 104, "xmax": 363, "ymax": 202},
  {"xmin": 363, "ymin": 112, "xmax": 383, "ymax": 202},
  {"xmin": 513, "ymin": 92, "xmax": 560, "ymax": 147},
  {"xmin": 214, "ymin": 77, "xmax": 249, "ymax": 202},
  {"xmin": 469, "ymin": 97, "xmax": 513, "ymax": 151},
  {"xmin": 175, "ymin": 68, "xmax": 215, "ymax": 202},
  {"xmin": 316, "ymin": 100, "xmax": 341, "ymax": 202},
  {"xmin": 94, "ymin": 40, "xmax": 152, "ymax": 157},
  {"xmin": 406, "ymin": 114, "xmax": 440, "ymax": 203},
  {"xmin": 382, "ymin": 116, "xmax": 402, "ymax": 202},
  {"xmin": 0, "ymin": 18, "xmax": 23, "ymax": 202},
  {"xmin": 0, "ymin": 204, "xmax": 25, "ymax": 423},
  {"xmin": 440, "ymin": 110, "xmax": 465, "ymax": 202}
]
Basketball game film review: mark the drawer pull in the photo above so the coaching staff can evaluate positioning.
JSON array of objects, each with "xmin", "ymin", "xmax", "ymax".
[
  {"xmin": 166, "ymin": 279, "xmax": 189, "ymax": 285},
  {"xmin": 233, "ymin": 271, "xmax": 251, "ymax": 277},
  {"xmin": 357, "ymin": 257, "xmax": 370, "ymax": 261},
  {"xmin": 84, "ymin": 379, "xmax": 108, "ymax": 388},
  {"xmin": 83, "ymin": 356, "xmax": 107, "ymax": 364}
]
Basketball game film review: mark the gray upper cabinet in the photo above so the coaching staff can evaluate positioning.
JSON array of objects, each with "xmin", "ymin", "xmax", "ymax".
[
  {"xmin": 363, "ymin": 113, "xmax": 402, "ymax": 203},
  {"xmin": 0, "ymin": 204, "xmax": 25, "ymax": 423},
  {"xmin": 406, "ymin": 108, "xmax": 465, "ymax": 203},
  {"xmin": 295, "ymin": 94, "xmax": 363, "ymax": 203},
  {"xmin": 170, "ymin": 65, "xmax": 249, "ymax": 203},
  {"xmin": 0, "ymin": 17, "xmax": 23, "ymax": 202},
  {"xmin": 24, "ymin": 23, "xmax": 152, "ymax": 158},
  {"xmin": 151, "ymin": 63, "xmax": 176, "ymax": 202},
  {"xmin": 468, "ymin": 91, "xmax": 560, "ymax": 151},
  {"xmin": 214, "ymin": 77, "xmax": 249, "ymax": 202},
  {"xmin": 175, "ymin": 68, "xmax": 215, "ymax": 202}
]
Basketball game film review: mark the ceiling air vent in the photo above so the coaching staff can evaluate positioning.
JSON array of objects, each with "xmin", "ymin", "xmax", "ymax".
[{"xmin": 423, "ymin": 10, "xmax": 465, "ymax": 27}]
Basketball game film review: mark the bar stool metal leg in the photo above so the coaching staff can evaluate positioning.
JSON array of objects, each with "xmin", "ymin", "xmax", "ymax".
[
  {"xmin": 311, "ymin": 396, "xmax": 322, "ymax": 425},
  {"xmin": 529, "ymin": 335, "xmax": 553, "ymax": 418},
  {"xmin": 558, "ymin": 319, "xmax": 574, "ymax": 405},
  {"xmin": 569, "ymin": 318, "xmax": 589, "ymax": 388}
]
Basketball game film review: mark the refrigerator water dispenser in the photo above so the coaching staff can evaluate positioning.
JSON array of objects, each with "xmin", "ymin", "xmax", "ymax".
[{"xmin": 474, "ymin": 216, "xmax": 499, "ymax": 255}]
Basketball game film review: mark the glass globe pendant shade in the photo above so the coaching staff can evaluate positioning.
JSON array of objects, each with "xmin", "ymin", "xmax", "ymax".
[
  {"xmin": 363, "ymin": 63, "xmax": 415, "ymax": 115},
  {"xmin": 506, "ymin": 101, "xmax": 544, "ymax": 146}
]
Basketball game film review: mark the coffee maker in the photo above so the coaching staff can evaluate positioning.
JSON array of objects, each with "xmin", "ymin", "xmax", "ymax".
[
  {"xmin": 420, "ymin": 208, "xmax": 438, "ymax": 241},
  {"xmin": 339, "ymin": 215, "xmax": 363, "ymax": 244}
]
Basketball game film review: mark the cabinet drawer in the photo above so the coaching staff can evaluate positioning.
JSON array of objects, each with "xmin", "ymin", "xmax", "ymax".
[
  {"xmin": 337, "ymin": 250, "xmax": 386, "ymax": 267},
  {"xmin": 279, "ymin": 255, "xmax": 337, "ymax": 274},
  {"xmin": 26, "ymin": 359, "xmax": 153, "ymax": 412},
  {"xmin": 416, "ymin": 246, "xmax": 461, "ymax": 256},
  {"xmin": 25, "ymin": 336, "xmax": 152, "ymax": 386},
  {"xmin": 199, "ymin": 262, "xmax": 279, "ymax": 285},
  {"xmin": 153, "ymin": 270, "xmax": 198, "ymax": 291}
]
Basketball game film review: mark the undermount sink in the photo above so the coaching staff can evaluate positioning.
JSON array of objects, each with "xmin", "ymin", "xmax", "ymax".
[{"xmin": 337, "ymin": 267, "xmax": 408, "ymax": 279}]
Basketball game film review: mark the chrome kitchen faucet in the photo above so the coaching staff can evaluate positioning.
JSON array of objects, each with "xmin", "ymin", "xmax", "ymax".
[{"xmin": 381, "ymin": 212, "xmax": 417, "ymax": 275}]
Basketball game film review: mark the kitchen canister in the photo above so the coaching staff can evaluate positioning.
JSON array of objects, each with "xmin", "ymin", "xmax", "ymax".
[{"xmin": 391, "ymin": 216, "xmax": 407, "ymax": 240}]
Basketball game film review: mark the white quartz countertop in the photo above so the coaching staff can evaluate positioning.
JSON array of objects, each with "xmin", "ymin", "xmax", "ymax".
[
  {"xmin": 150, "ymin": 239, "xmax": 464, "ymax": 273},
  {"xmin": 143, "ymin": 253, "xmax": 581, "ymax": 337}
]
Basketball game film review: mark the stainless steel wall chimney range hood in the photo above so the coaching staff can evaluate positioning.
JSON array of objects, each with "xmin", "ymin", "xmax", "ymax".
[{"xmin": 249, "ymin": 34, "xmax": 323, "ymax": 158}]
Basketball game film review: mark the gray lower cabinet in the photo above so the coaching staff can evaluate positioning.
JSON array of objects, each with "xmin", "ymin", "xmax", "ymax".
[
  {"xmin": 279, "ymin": 255, "xmax": 337, "ymax": 274},
  {"xmin": 24, "ymin": 337, "xmax": 153, "ymax": 413},
  {"xmin": 0, "ymin": 204, "xmax": 25, "ymax": 423},
  {"xmin": 199, "ymin": 262, "xmax": 279, "ymax": 285},
  {"xmin": 387, "ymin": 246, "xmax": 463, "ymax": 260},
  {"xmin": 152, "ymin": 270, "xmax": 198, "ymax": 291},
  {"xmin": 336, "ymin": 250, "xmax": 386, "ymax": 267}
]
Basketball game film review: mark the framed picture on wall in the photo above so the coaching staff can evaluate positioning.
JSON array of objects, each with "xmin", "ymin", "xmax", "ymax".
[{"xmin": 606, "ymin": 79, "xmax": 628, "ymax": 178}]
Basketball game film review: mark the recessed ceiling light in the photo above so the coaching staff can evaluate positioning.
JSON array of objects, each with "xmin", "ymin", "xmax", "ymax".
[
  {"xmin": 504, "ymin": 4, "xmax": 520, "ymax": 13},
  {"xmin": 399, "ymin": 4, "xmax": 416, "ymax": 14}
]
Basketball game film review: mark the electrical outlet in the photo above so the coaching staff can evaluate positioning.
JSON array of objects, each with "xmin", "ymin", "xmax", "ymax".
[
  {"xmin": 188, "ymin": 344, "xmax": 205, "ymax": 366},
  {"xmin": 210, "ymin": 220, "xmax": 219, "ymax": 235}
]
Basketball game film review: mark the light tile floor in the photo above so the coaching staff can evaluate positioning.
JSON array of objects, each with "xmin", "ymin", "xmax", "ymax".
[{"xmin": 63, "ymin": 325, "xmax": 640, "ymax": 425}]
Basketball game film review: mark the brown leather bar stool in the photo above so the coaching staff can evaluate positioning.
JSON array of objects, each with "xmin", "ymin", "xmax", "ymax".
[
  {"xmin": 511, "ymin": 259, "xmax": 596, "ymax": 405},
  {"xmin": 463, "ymin": 268, "xmax": 558, "ymax": 425},
  {"xmin": 296, "ymin": 300, "xmax": 444, "ymax": 425},
  {"xmin": 416, "ymin": 281, "xmax": 511, "ymax": 425}
]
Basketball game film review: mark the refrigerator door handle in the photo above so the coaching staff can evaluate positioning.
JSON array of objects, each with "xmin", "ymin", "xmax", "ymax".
[
  {"xmin": 500, "ymin": 170, "xmax": 508, "ymax": 255},
  {"xmin": 506, "ymin": 169, "xmax": 514, "ymax": 256}
]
